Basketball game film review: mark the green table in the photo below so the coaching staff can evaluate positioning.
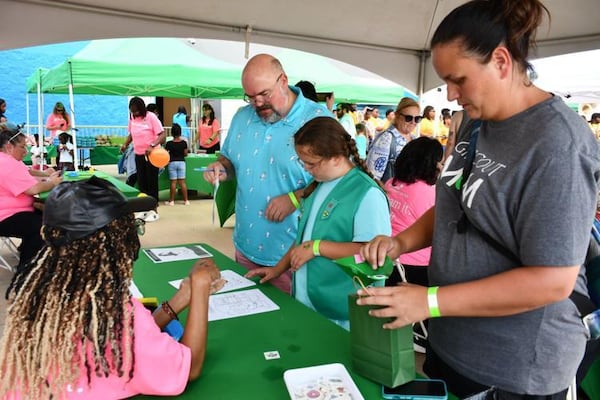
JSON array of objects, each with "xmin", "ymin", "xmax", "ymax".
[
  {"xmin": 90, "ymin": 146, "xmax": 121, "ymax": 165},
  {"xmin": 132, "ymin": 244, "xmax": 385, "ymax": 399},
  {"xmin": 38, "ymin": 170, "xmax": 140, "ymax": 200},
  {"xmin": 23, "ymin": 145, "xmax": 57, "ymax": 165},
  {"xmin": 582, "ymin": 356, "xmax": 600, "ymax": 399},
  {"xmin": 158, "ymin": 153, "xmax": 218, "ymax": 195}
]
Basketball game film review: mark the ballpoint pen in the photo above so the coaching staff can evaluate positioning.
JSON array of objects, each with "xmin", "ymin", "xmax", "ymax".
[{"xmin": 193, "ymin": 167, "xmax": 227, "ymax": 173}]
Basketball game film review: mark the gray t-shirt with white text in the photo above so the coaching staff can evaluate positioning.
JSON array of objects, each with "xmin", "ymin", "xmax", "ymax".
[{"xmin": 430, "ymin": 96, "xmax": 600, "ymax": 394}]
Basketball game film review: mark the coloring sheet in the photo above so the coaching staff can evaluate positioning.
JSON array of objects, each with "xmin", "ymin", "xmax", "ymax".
[
  {"xmin": 208, "ymin": 288, "xmax": 279, "ymax": 321},
  {"xmin": 144, "ymin": 245, "xmax": 212, "ymax": 263},
  {"xmin": 169, "ymin": 269, "xmax": 256, "ymax": 294}
]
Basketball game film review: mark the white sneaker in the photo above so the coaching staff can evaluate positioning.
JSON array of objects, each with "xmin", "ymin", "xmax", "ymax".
[
  {"xmin": 184, "ymin": 200, "xmax": 190, "ymax": 205},
  {"xmin": 165, "ymin": 201, "xmax": 174, "ymax": 206},
  {"xmin": 134, "ymin": 211, "xmax": 148, "ymax": 220},
  {"xmin": 144, "ymin": 210, "xmax": 159, "ymax": 222}
]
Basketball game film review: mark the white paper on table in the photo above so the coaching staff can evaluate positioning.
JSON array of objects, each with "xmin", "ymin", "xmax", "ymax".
[
  {"xmin": 143, "ymin": 245, "xmax": 212, "ymax": 263},
  {"xmin": 129, "ymin": 281, "xmax": 143, "ymax": 298},
  {"xmin": 169, "ymin": 269, "xmax": 256, "ymax": 294},
  {"xmin": 208, "ymin": 288, "xmax": 279, "ymax": 321}
]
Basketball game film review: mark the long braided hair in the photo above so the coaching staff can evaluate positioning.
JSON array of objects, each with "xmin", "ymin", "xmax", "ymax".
[
  {"xmin": 0, "ymin": 214, "xmax": 140, "ymax": 399},
  {"xmin": 295, "ymin": 116, "xmax": 384, "ymax": 198}
]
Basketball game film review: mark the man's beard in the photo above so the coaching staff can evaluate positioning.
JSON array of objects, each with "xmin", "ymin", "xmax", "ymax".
[{"xmin": 256, "ymin": 105, "xmax": 283, "ymax": 123}]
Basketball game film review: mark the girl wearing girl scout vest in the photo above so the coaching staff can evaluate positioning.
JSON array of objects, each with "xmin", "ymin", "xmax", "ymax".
[{"xmin": 246, "ymin": 117, "xmax": 391, "ymax": 329}]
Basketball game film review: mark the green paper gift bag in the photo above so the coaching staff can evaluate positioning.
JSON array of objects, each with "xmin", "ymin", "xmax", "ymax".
[
  {"xmin": 348, "ymin": 294, "xmax": 416, "ymax": 387},
  {"xmin": 335, "ymin": 254, "xmax": 394, "ymax": 286}
]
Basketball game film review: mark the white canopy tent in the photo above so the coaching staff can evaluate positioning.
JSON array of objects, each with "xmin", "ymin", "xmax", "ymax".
[
  {"xmin": 2, "ymin": 0, "xmax": 599, "ymax": 96},
  {"xmin": 532, "ymin": 49, "xmax": 600, "ymax": 104}
]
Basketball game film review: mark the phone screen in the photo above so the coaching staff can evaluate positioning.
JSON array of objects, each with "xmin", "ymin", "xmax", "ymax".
[{"xmin": 383, "ymin": 379, "xmax": 447, "ymax": 397}]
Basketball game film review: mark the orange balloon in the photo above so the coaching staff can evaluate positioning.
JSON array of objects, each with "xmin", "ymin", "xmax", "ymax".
[{"xmin": 148, "ymin": 147, "xmax": 170, "ymax": 168}]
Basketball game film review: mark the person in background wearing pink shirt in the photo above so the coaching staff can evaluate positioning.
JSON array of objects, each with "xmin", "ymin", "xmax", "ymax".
[
  {"xmin": 197, "ymin": 103, "xmax": 221, "ymax": 154},
  {"xmin": 45, "ymin": 102, "xmax": 71, "ymax": 144},
  {"xmin": 120, "ymin": 97, "xmax": 166, "ymax": 222},
  {"xmin": 0, "ymin": 123, "xmax": 62, "ymax": 272},
  {"xmin": 384, "ymin": 137, "xmax": 443, "ymax": 288},
  {"xmin": 0, "ymin": 177, "xmax": 225, "ymax": 399}
]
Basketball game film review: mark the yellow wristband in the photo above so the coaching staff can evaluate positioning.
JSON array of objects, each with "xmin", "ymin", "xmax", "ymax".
[
  {"xmin": 428, "ymin": 286, "xmax": 441, "ymax": 318},
  {"xmin": 312, "ymin": 239, "xmax": 321, "ymax": 256},
  {"xmin": 288, "ymin": 191, "xmax": 300, "ymax": 209}
]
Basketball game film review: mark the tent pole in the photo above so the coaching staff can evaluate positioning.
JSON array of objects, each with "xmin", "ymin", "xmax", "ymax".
[
  {"xmin": 67, "ymin": 61, "xmax": 79, "ymax": 170},
  {"xmin": 25, "ymin": 91, "xmax": 29, "ymax": 135},
  {"xmin": 417, "ymin": 50, "xmax": 427, "ymax": 100},
  {"xmin": 37, "ymin": 80, "xmax": 44, "ymax": 169}
]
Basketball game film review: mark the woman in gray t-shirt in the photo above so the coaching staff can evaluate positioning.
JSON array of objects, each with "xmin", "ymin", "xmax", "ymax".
[{"xmin": 357, "ymin": 0, "xmax": 600, "ymax": 398}]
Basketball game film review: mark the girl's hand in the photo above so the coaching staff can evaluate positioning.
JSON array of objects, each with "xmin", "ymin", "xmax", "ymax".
[
  {"xmin": 360, "ymin": 235, "xmax": 402, "ymax": 269},
  {"xmin": 289, "ymin": 241, "xmax": 316, "ymax": 271},
  {"xmin": 189, "ymin": 259, "xmax": 221, "ymax": 290},
  {"xmin": 245, "ymin": 267, "xmax": 282, "ymax": 284}
]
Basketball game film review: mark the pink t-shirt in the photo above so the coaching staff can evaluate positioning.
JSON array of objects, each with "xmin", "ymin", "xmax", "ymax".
[
  {"xmin": 198, "ymin": 118, "xmax": 221, "ymax": 147},
  {"xmin": 128, "ymin": 112, "xmax": 164, "ymax": 155},
  {"xmin": 46, "ymin": 113, "xmax": 70, "ymax": 140},
  {"xmin": 0, "ymin": 153, "xmax": 37, "ymax": 222},
  {"xmin": 5, "ymin": 299, "xmax": 191, "ymax": 399},
  {"xmin": 385, "ymin": 179, "xmax": 435, "ymax": 266}
]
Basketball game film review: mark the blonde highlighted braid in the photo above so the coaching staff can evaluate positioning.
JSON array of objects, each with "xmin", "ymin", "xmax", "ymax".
[{"xmin": 0, "ymin": 214, "xmax": 140, "ymax": 399}]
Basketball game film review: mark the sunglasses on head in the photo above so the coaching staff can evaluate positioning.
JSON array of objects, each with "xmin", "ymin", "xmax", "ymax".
[{"xmin": 398, "ymin": 113, "xmax": 422, "ymax": 123}]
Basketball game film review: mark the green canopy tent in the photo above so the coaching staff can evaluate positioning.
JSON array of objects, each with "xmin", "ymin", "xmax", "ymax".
[
  {"xmin": 189, "ymin": 38, "xmax": 413, "ymax": 104},
  {"xmin": 25, "ymin": 38, "xmax": 244, "ymax": 167},
  {"xmin": 32, "ymin": 38, "xmax": 243, "ymax": 98},
  {"xmin": 28, "ymin": 38, "xmax": 412, "ymax": 104}
]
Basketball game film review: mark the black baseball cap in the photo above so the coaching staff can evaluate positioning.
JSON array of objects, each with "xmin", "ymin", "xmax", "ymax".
[{"xmin": 43, "ymin": 176, "xmax": 157, "ymax": 244}]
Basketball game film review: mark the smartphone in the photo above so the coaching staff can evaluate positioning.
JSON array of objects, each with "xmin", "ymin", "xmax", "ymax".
[
  {"xmin": 316, "ymin": 91, "xmax": 333, "ymax": 102},
  {"xmin": 382, "ymin": 379, "xmax": 448, "ymax": 400}
]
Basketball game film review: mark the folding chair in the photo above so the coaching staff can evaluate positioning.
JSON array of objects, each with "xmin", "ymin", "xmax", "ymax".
[{"xmin": 0, "ymin": 237, "xmax": 19, "ymax": 272}]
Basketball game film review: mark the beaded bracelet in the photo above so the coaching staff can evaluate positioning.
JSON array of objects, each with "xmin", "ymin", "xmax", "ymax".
[{"xmin": 161, "ymin": 301, "xmax": 179, "ymax": 321}]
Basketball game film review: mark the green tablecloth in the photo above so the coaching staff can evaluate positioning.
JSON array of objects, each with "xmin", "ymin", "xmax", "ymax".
[
  {"xmin": 23, "ymin": 145, "xmax": 57, "ymax": 165},
  {"xmin": 158, "ymin": 153, "xmax": 217, "ymax": 195},
  {"xmin": 158, "ymin": 154, "xmax": 236, "ymax": 226},
  {"xmin": 132, "ymin": 244, "xmax": 386, "ymax": 400},
  {"xmin": 38, "ymin": 170, "xmax": 139, "ymax": 200},
  {"xmin": 90, "ymin": 146, "xmax": 121, "ymax": 165},
  {"xmin": 582, "ymin": 356, "xmax": 600, "ymax": 399}
]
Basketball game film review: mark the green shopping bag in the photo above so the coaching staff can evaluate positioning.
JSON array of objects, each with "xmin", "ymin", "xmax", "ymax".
[
  {"xmin": 348, "ymin": 293, "xmax": 416, "ymax": 387},
  {"xmin": 335, "ymin": 254, "xmax": 394, "ymax": 286}
]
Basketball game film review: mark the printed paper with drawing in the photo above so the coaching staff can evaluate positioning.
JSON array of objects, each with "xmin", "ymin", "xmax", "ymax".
[
  {"xmin": 143, "ymin": 245, "xmax": 212, "ymax": 263},
  {"xmin": 208, "ymin": 288, "xmax": 279, "ymax": 321},
  {"xmin": 169, "ymin": 269, "xmax": 255, "ymax": 294}
]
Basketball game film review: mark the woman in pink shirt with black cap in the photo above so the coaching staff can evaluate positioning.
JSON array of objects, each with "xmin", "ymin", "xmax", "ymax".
[{"xmin": 0, "ymin": 177, "xmax": 224, "ymax": 399}]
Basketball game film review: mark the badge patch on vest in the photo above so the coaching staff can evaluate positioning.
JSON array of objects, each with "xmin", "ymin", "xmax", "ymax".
[{"xmin": 321, "ymin": 199, "xmax": 339, "ymax": 219}]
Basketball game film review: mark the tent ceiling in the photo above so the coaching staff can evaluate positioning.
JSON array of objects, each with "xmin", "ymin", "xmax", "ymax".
[{"xmin": 3, "ymin": 0, "xmax": 600, "ymax": 93}]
